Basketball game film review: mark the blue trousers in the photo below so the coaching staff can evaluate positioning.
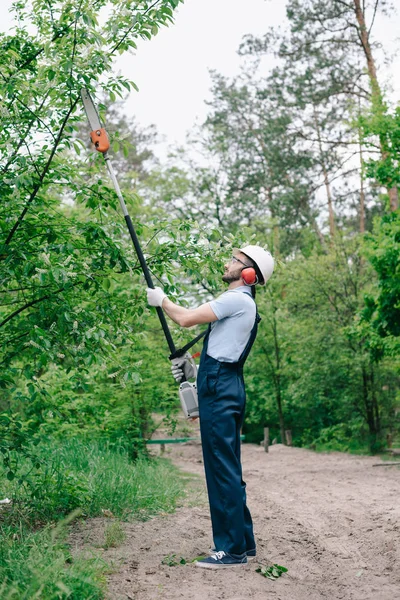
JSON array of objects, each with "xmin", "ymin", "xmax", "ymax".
[{"xmin": 197, "ymin": 352, "xmax": 255, "ymax": 555}]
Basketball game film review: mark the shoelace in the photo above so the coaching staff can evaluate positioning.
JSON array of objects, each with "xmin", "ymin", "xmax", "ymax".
[{"xmin": 212, "ymin": 551, "xmax": 226, "ymax": 561}]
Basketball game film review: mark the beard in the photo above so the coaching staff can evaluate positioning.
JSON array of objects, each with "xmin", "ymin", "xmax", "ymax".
[{"xmin": 222, "ymin": 270, "xmax": 242, "ymax": 284}]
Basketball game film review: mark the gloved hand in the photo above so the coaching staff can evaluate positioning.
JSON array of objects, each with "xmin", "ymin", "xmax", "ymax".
[
  {"xmin": 147, "ymin": 287, "xmax": 167, "ymax": 307},
  {"xmin": 170, "ymin": 352, "xmax": 197, "ymax": 383}
]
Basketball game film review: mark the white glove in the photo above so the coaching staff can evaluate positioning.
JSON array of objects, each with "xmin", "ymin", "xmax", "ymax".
[
  {"xmin": 147, "ymin": 287, "xmax": 167, "ymax": 307},
  {"xmin": 171, "ymin": 353, "xmax": 197, "ymax": 383}
]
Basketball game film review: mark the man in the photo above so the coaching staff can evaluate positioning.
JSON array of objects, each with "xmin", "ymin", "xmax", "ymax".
[{"xmin": 147, "ymin": 245, "xmax": 274, "ymax": 569}]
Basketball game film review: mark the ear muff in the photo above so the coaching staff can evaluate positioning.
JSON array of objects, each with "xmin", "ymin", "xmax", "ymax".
[{"xmin": 241, "ymin": 267, "xmax": 257, "ymax": 285}]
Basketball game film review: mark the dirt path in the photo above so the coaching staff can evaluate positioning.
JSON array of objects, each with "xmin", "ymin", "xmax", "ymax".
[{"xmin": 70, "ymin": 443, "xmax": 400, "ymax": 600}]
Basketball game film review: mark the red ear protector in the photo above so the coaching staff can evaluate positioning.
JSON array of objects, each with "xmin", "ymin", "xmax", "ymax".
[{"xmin": 241, "ymin": 267, "xmax": 258, "ymax": 285}]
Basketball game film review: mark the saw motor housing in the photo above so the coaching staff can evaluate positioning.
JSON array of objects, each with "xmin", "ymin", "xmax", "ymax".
[{"xmin": 179, "ymin": 381, "xmax": 199, "ymax": 419}]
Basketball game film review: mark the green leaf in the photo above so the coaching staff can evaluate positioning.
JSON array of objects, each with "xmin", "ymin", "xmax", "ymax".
[{"xmin": 256, "ymin": 563, "xmax": 288, "ymax": 580}]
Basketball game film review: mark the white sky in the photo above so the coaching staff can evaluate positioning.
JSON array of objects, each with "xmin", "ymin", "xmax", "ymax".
[
  {"xmin": 116, "ymin": 0, "xmax": 287, "ymax": 147},
  {"xmin": 1, "ymin": 0, "xmax": 399, "ymax": 152}
]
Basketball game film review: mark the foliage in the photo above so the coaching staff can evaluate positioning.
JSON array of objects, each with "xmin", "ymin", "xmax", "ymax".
[
  {"xmin": 360, "ymin": 106, "xmax": 400, "ymax": 190},
  {"xmin": 170, "ymin": 0, "xmax": 399, "ymax": 452},
  {"xmin": 238, "ymin": 0, "xmax": 389, "ymax": 238},
  {"xmin": 361, "ymin": 211, "xmax": 400, "ymax": 354},
  {"xmin": 161, "ymin": 553, "xmax": 186, "ymax": 566},
  {"xmin": 243, "ymin": 236, "xmax": 398, "ymax": 452},
  {"xmin": 0, "ymin": 413, "xmax": 41, "ymax": 482},
  {"xmin": 201, "ymin": 70, "xmax": 321, "ymax": 252},
  {"xmin": 256, "ymin": 563, "xmax": 288, "ymax": 580},
  {"xmin": 0, "ymin": 0, "xmax": 236, "ymax": 467},
  {"xmin": 0, "ymin": 524, "xmax": 107, "ymax": 600},
  {"xmin": 0, "ymin": 437, "xmax": 187, "ymax": 598},
  {"xmin": 1, "ymin": 438, "xmax": 185, "ymax": 523},
  {"xmin": 307, "ymin": 421, "xmax": 369, "ymax": 454}
]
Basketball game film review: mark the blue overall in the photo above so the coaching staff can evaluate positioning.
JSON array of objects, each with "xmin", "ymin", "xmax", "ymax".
[{"xmin": 197, "ymin": 302, "xmax": 260, "ymax": 556}]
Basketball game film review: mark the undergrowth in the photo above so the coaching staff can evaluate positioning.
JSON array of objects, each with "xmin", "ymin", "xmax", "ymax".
[{"xmin": 0, "ymin": 438, "xmax": 185, "ymax": 599}]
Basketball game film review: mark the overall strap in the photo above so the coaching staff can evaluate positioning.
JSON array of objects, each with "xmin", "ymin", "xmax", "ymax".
[
  {"xmin": 236, "ymin": 309, "xmax": 261, "ymax": 368},
  {"xmin": 199, "ymin": 323, "xmax": 212, "ymax": 361}
]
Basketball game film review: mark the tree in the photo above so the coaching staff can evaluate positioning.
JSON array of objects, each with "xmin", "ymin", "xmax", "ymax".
[
  {"xmin": 1, "ymin": 0, "xmax": 224, "ymax": 451},
  {"xmin": 239, "ymin": 0, "xmax": 398, "ymax": 233},
  {"xmin": 1, "ymin": 0, "xmax": 185, "ymax": 378},
  {"xmin": 185, "ymin": 70, "xmax": 324, "ymax": 256}
]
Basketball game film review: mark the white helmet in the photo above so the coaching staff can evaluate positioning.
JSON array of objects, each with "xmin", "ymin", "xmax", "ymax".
[{"xmin": 240, "ymin": 245, "xmax": 274, "ymax": 285}]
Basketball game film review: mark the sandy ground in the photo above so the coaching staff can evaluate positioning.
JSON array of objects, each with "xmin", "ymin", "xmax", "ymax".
[{"xmin": 70, "ymin": 441, "xmax": 400, "ymax": 600}]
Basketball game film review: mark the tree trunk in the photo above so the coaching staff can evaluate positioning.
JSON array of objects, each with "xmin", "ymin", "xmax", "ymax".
[
  {"xmin": 358, "ymin": 127, "xmax": 366, "ymax": 233},
  {"xmin": 362, "ymin": 365, "xmax": 378, "ymax": 452},
  {"xmin": 370, "ymin": 364, "xmax": 381, "ymax": 435},
  {"xmin": 311, "ymin": 216, "xmax": 327, "ymax": 248},
  {"xmin": 276, "ymin": 381, "xmax": 286, "ymax": 445},
  {"xmin": 312, "ymin": 104, "xmax": 335, "ymax": 238},
  {"xmin": 353, "ymin": 0, "xmax": 399, "ymax": 210},
  {"xmin": 271, "ymin": 310, "xmax": 286, "ymax": 444}
]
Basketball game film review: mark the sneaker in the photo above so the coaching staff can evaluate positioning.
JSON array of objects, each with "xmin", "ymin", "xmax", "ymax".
[
  {"xmin": 196, "ymin": 550, "xmax": 247, "ymax": 569},
  {"xmin": 209, "ymin": 547, "xmax": 256, "ymax": 561}
]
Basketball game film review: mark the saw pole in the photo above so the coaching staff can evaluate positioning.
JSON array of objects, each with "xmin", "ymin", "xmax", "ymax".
[
  {"xmin": 103, "ymin": 154, "xmax": 176, "ymax": 354},
  {"xmin": 81, "ymin": 89, "xmax": 176, "ymax": 356}
]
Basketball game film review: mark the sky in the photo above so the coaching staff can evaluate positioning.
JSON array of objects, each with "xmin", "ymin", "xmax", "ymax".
[
  {"xmin": 115, "ymin": 0, "xmax": 287, "ymax": 147},
  {"xmin": 1, "ymin": 0, "xmax": 399, "ymax": 153}
]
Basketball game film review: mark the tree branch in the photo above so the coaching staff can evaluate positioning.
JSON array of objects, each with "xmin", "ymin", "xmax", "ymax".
[
  {"xmin": 111, "ymin": 0, "xmax": 162, "ymax": 54},
  {"xmin": 368, "ymin": 0, "xmax": 379, "ymax": 36},
  {"xmin": 4, "ymin": 96, "xmax": 79, "ymax": 246},
  {"xmin": 0, "ymin": 286, "xmax": 67, "ymax": 329},
  {"xmin": 1, "ymin": 92, "xmax": 51, "ymax": 173}
]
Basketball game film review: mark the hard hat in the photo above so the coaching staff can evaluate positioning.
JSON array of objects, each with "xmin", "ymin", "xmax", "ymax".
[{"xmin": 240, "ymin": 245, "xmax": 274, "ymax": 285}]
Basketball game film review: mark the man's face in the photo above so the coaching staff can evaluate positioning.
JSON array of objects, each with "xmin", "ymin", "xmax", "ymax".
[{"xmin": 222, "ymin": 252, "xmax": 251, "ymax": 284}]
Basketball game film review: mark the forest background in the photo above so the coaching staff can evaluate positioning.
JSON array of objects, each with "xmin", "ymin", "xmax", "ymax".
[{"xmin": 0, "ymin": 0, "xmax": 400, "ymax": 596}]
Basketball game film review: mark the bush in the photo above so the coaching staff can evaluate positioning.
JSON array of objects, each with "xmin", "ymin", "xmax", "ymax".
[{"xmin": 306, "ymin": 420, "xmax": 372, "ymax": 454}]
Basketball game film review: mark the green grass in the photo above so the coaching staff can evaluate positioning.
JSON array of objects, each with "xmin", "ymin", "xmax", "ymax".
[
  {"xmin": 0, "ymin": 438, "xmax": 186, "ymax": 599},
  {"xmin": 103, "ymin": 521, "xmax": 126, "ymax": 549},
  {"xmin": 0, "ymin": 524, "xmax": 107, "ymax": 600},
  {"xmin": 1, "ymin": 438, "xmax": 185, "ymax": 522}
]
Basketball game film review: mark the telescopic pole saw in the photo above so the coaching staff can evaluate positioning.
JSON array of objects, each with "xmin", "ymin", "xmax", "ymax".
[
  {"xmin": 80, "ymin": 89, "xmax": 202, "ymax": 418},
  {"xmin": 80, "ymin": 88, "xmax": 177, "ymax": 355}
]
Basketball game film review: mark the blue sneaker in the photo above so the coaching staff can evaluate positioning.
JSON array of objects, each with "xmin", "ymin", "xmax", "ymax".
[
  {"xmin": 209, "ymin": 547, "xmax": 256, "ymax": 561},
  {"xmin": 196, "ymin": 550, "xmax": 247, "ymax": 569}
]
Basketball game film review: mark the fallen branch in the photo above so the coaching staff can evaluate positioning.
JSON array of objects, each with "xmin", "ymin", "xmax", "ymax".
[{"xmin": 372, "ymin": 463, "xmax": 400, "ymax": 467}]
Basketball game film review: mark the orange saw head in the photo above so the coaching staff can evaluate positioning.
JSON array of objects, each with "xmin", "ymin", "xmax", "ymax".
[{"xmin": 90, "ymin": 128, "xmax": 110, "ymax": 153}]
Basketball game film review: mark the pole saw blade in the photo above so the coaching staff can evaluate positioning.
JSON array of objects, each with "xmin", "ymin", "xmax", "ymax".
[
  {"xmin": 81, "ymin": 89, "xmax": 101, "ymax": 130},
  {"xmin": 80, "ymin": 89, "xmax": 110, "ymax": 153}
]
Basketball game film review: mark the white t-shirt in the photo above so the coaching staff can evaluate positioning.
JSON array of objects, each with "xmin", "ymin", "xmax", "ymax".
[{"xmin": 207, "ymin": 286, "xmax": 256, "ymax": 362}]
